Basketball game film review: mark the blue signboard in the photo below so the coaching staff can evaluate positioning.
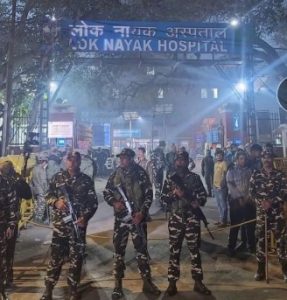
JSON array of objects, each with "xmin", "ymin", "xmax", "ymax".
[
  {"xmin": 65, "ymin": 20, "xmax": 237, "ymax": 54},
  {"xmin": 93, "ymin": 123, "xmax": 111, "ymax": 147},
  {"xmin": 114, "ymin": 129, "xmax": 141, "ymax": 138},
  {"xmin": 207, "ymin": 129, "xmax": 219, "ymax": 143}
]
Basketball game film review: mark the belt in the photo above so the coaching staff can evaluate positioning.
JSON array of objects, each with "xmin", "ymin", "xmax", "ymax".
[{"xmin": 173, "ymin": 210, "xmax": 195, "ymax": 220}]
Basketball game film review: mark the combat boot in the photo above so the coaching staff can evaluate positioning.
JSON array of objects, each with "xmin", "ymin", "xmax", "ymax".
[
  {"xmin": 194, "ymin": 280, "xmax": 211, "ymax": 295},
  {"xmin": 165, "ymin": 279, "xmax": 177, "ymax": 296},
  {"xmin": 112, "ymin": 279, "xmax": 123, "ymax": 300},
  {"xmin": 142, "ymin": 277, "xmax": 161, "ymax": 296},
  {"xmin": 69, "ymin": 287, "xmax": 80, "ymax": 300},
  {"xmin": 282, "ymin": 263, "xmax": 287, "ymax": 283},
  {"xmin": 254, "ymin": 262, "xmax": 265, "ymax": 281},
  {"xmin": 40, "ymin": 282, "xmax": 53, "ymax": 300}
]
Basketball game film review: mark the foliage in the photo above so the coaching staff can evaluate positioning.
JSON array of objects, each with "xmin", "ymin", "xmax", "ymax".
[{"xmin": 0, "ymin": 0, "xmax": 286, "ymax": 116}]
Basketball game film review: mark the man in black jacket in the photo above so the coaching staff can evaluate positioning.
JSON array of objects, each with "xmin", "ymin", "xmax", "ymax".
[{"xmin": 0, "ymin": 160, "xmax": 32, "ymax": 288}]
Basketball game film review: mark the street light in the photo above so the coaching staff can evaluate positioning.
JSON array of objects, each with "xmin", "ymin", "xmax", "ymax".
[
  {"xmin": 123, "ymin": 111, "xmax": 140, "ymax": 148},
  {"xmin": 49, "ymin": 81, "xmax": 58, "ymax": 94},
  {"xmin": 235, "ymin": 81, "xmax": 247, "ymax": 93},
  {"xmin": 230, "ymin": 18, "xmax": 240, "ymax": 27}
]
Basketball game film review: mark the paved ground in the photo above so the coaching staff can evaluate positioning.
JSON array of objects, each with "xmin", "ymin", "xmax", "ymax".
[{"xmin": 8, "ymin": 175, "xmax": 287, "ymax": 299}]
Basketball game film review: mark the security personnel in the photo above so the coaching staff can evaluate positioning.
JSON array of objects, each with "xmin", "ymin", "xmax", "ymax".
[
  {"xmin": 150, "ymin": 140, "xmax": 166, "ymax": 203},
  {"xmin": 0, "ymin": 161, "xmax": 32, "ymax": 288},
  {"xmin": 40, "ymin": 151, "xmax": 98, "ymax": 300},
  {"xmin": 104, "ymin": 148, "xmax": 160, "ymax": 299},
  {"xmin": 161, "ymin": 150, "xmax": 211, "ymax": 296},
  {"xmin": 250, "ymin": 151, "xmax": 287, "ymax": 282},
  {"xmin": 0, "ymin": 174, "xmax": 17, "ymax": 300},
  {"xmin": 30, "ymin": 152, "xmax": 50, "ymax": 223}
]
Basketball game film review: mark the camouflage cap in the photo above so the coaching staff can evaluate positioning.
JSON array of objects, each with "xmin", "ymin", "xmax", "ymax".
[
  {"xmin": 0, "ymin": 160, "xmax": 15, "ymax": 175},
  {"xmin": 116, "ymin": 148, "xmax": 136, "ymax": 159},
  {"xmin": 66, "ymin": 151, "xmax": 81, "ymax": 161},
  {"xmin": 175, "ymin": 150, "xmax": 189, "ymax": 161}
]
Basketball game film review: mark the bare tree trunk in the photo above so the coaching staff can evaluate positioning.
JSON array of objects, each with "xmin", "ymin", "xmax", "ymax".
[{"xmin": 2, "ymin": 0, "xmax": 17, "ymax": 156}]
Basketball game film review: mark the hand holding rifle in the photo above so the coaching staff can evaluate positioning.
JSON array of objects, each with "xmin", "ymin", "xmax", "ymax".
[
  {"xmin": 55, "ymin": 196, "xmax": 68, "ymax": 211},
  {"xmin": 113, "ymin": 198, "xmax": 125, "ymax": 212},
  {"xmin": 173, "ymin": 186, "xmax": 185, "ymax": 198},
  {"xmin": 132, "ymin": 211, "xmax": 144, "ymax": 225}
]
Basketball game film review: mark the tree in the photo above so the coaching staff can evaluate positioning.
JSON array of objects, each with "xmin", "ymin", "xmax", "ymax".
[{"xmin": 0, "ymin": 0, "xmax": 286, "ymax": 140}]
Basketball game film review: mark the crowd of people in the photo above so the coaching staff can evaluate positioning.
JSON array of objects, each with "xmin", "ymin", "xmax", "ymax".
[
  {"xmin": 0, "ymin": 141, "xmax": 287, "ymax": 300},
  {"xmin": 201, "ymin": 142, "xmax": 287, "ymax": 282}
]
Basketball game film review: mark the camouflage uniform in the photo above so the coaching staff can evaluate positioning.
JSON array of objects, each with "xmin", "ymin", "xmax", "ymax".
[
  {"xmin": 161, "ymin": 170, "xmax": 207, "ymax": 282},
  {"xmin": 103, "ymin": 162, "xmax": 153, "ymax": 279},
  {"xmin": 250, "ymin": 168, "xmax": 287, "ymax": 264},
  {"xmin": 44, "ymin": 170, "xmax": 98, "ymax": 290},
  {"xmin": 150, "ymin": 146, "xmax": 166, "ymax": 201},
  {"xmin": 0, "ymin": 175, "xmax": 17, "ymax": 294}
]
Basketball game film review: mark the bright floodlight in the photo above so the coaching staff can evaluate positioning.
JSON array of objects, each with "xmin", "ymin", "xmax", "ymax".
[
  {"xmin": 230, "ymin": 18, "xmax": 239, "ymax": 27},
  {"xmin": 51, "ymin": 15, "xmax": 56, "ymax": 22},
  {"xmin": 49, "ymin": 81, "xmax": 58, "ymax": 93},
  {"xmin": 235, "ymin": 81, "xmax": 247, "ymax": 93}
]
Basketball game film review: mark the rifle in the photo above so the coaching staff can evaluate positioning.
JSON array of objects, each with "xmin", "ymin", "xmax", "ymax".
[
  {"xmin": 115, "ymin": 184, "xmax": 147, "ymax": 242},
  {"xmin": 116, "ymin": 184, "xmax": 133, "ymax": 223},
  {"xmin": 60, "ymin": 186, "xmax": 80, "ymax": 240},
  {"xmin": 170, "ymin": 173, "xmax": 214, "ymax": 240}
]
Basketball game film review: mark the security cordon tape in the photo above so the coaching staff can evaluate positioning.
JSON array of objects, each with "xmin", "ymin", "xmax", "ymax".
[{"xmin": 27, "ymin": 218, "xmax": 257, "ymax": 240}]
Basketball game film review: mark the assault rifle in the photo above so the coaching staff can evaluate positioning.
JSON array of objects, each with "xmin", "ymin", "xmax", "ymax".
[
  {"xmin": 60, "ymin": 186, "xmax": 80, "ymax": 240},
  {"xmin": 116, "ymin": 184, "xmax": 133, "ymax": 223},
  {"xmin": 115, "ymin": 184, "xmax": 146, "ymax": 240},
  {"xmin": 170, "ymin": 173, "xmax": 214, "ymax": 240}
]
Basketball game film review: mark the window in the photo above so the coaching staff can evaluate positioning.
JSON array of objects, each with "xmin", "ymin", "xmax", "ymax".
[{"xmin": 201, "ymin": 88, "xmax": 208, "ymax": 99}]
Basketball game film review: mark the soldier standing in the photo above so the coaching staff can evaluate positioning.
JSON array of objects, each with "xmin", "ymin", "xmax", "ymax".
[
  {"xmin": 161, "ymin": 151, "xmax": 211, "ymax": 296},
  {"xmin": 103, "ymin": 148, "xmax": 160, "ymax": 299},
  {"xmin": 250, "ymin": 151, "xmax": 287, "ymax": 282},
  {"xmin": 150, "ymin": 140, "xmax": 166, "ymax": 204},
  {"xmin": 31, "ymin": 153, "xmax": 50, "ymax": 223},
  {"xmin": 0, "ymin": 174, "xmax": 17, "ymax": 300},
  {"xmin": 166, "ymin": 143, "xmax": 177, "ymax": 175},
  {"xmin": 40, "ymin": 151, "xmax": 98, "ymax": 300},
  {"xmin": 0, "ymin": 161, "xmax": 32, "ymax": 288}
]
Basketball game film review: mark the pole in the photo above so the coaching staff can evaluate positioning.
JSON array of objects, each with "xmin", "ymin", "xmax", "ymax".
[
  {"xmin": 1, "ymin": 0, "xmax": 17, "ymax": 156},
  {"xmin": 129, "ymin": 118, "xmax": 132, "ymax": 148},
  {"xmin": 265, "ymin": 212, "xmax": 269, "ymax": 284},
  {"xmin": 151, "ymin": 113, "xmax": 154, "ymax": 151}
]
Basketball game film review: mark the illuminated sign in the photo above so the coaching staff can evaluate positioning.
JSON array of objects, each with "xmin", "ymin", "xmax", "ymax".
[
  {"xmin": 48, "ymin": 121, "xmax": 73, "ymax": 138},
  {"xmin": 65, "ymin": 20, "xmax": 238, "ymax": 54}
]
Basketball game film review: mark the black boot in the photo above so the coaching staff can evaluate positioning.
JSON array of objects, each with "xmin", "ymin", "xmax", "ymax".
[
  {"xmin": 282, "ymin": 263, "xmax": 287, "ymax": 283},
  {"xmin": 142, "ymin": 277, "xmax": 161, "ymax": 296},
  {"xmin": 40, "ymin": 283, "xmax": 53, "ymax": 300},
  {"xmin": 194, "ymin": 280, "xmax": 211, "ymax": 295},
  {"xmin": 165, "ymin": 280, "xmax": 177, "ymax": 296},
  {"xmin": 69, "ymin": 287, "xmax": 80, "ymax": 300},
  {"xmin": 254, "ymin": 262, "xmax": 265, "ymax": 281},
  {"xmin": 112, "ymin": 279, "xmax": 124, "ymax": 300}
]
